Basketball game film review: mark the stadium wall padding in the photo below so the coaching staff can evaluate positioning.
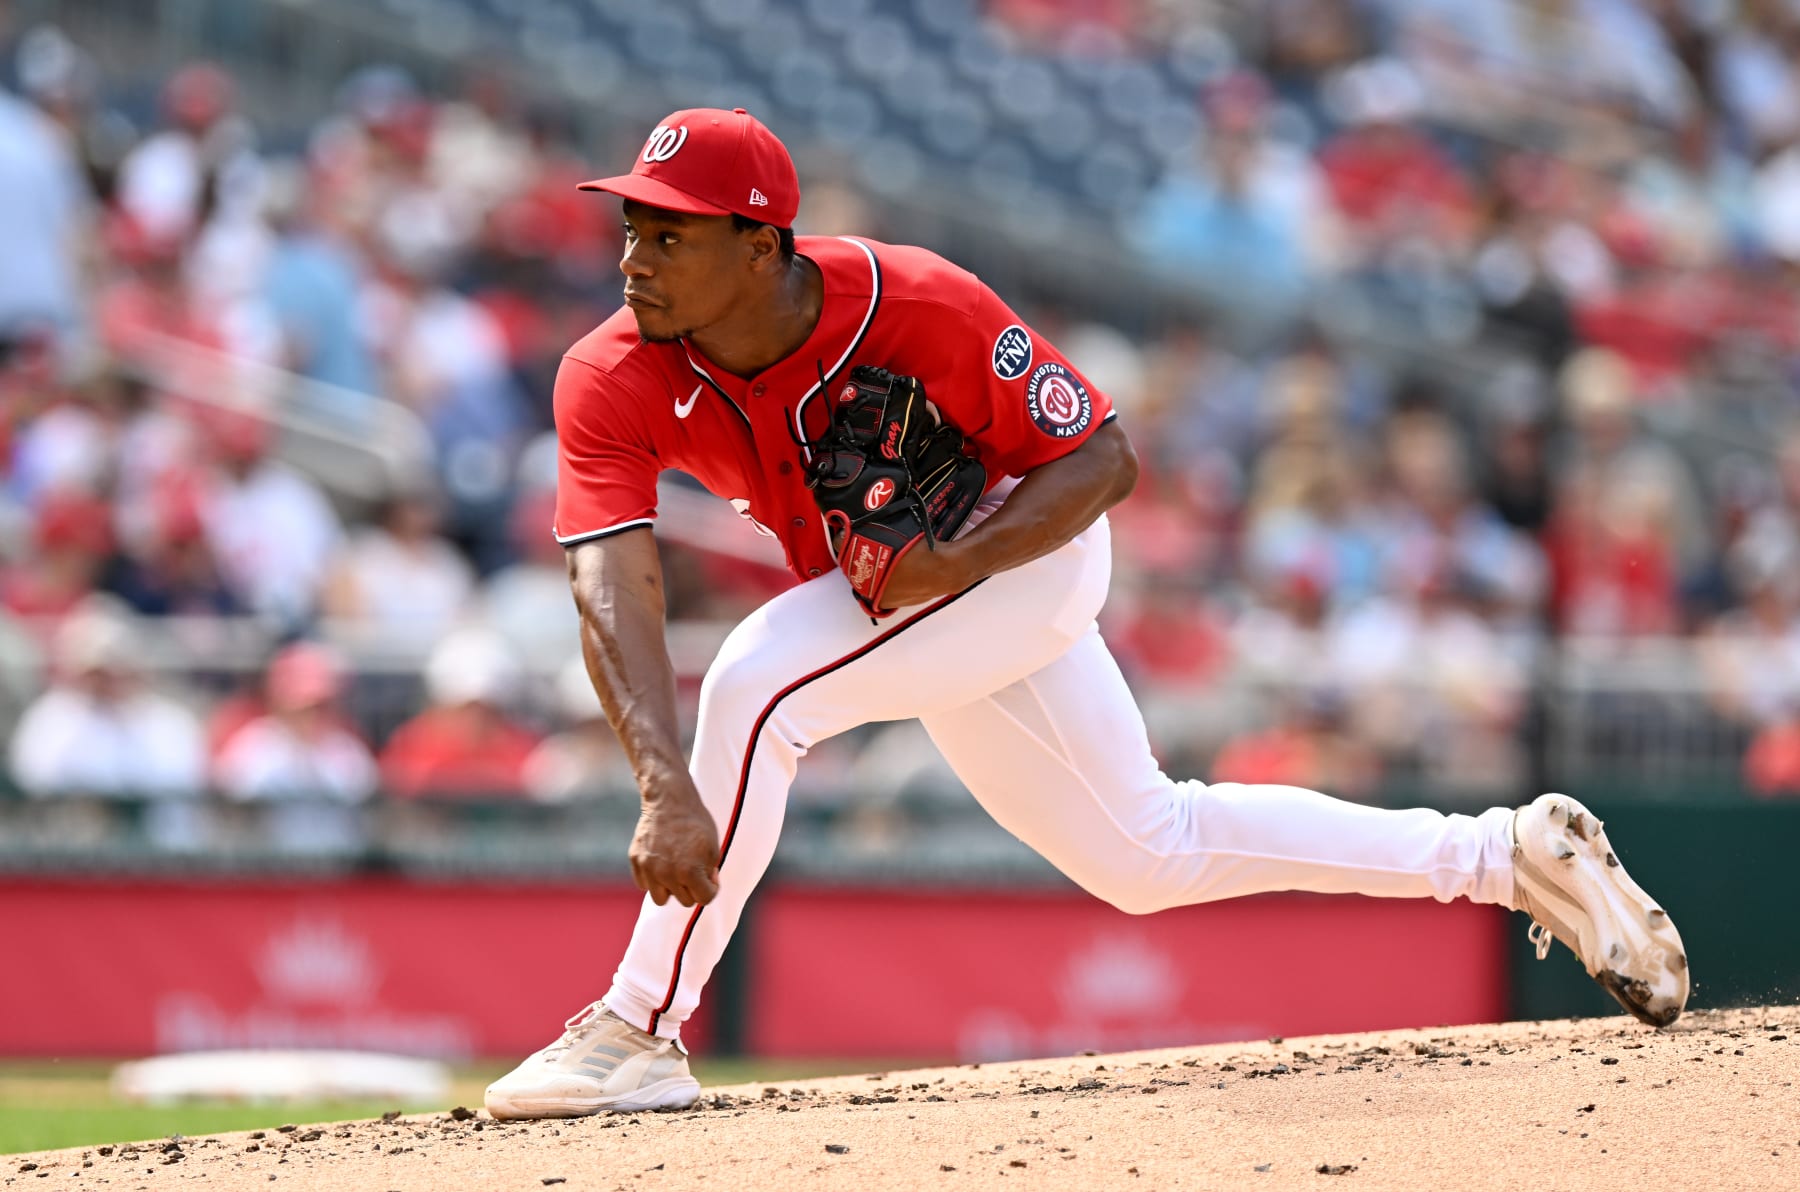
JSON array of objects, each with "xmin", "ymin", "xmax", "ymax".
[{"xmin": 0, "ymin": 877, "xmax": 1503, "ymax": 1059}]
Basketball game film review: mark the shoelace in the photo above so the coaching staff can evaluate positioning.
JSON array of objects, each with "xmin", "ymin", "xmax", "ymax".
[
  {"xmin": 1527, "ymin": 921, "xmax": 1554, "ymax": 961},
  {"xmin": 538, "ymin": 1000, "xmax": 610, "ymax": 1062}
]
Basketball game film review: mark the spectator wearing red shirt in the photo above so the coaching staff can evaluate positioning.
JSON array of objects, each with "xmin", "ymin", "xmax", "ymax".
[
  {"xmin": 1543, "ymin": 349, "xmax": 1706, "ymax": 635},
  {"xmin": 93, "ymin": 210, "xmax": 230, "ymax": 368},
  {"xmin": 1106, "ymin": 583, "xmax": 1230, "ymax": 690},
  {"xmin": 379, "ymin": 627, "xmax": 541, "ymax": 799},
  {"xmin": 1571, "ymin": 211, "xmax": 1733, "ymax": 392},
  {"xmin": 1, "ymin": 489, "xmax": 113, "ymax": 620},
  {"xmin": 1545, "ymin": 462, "xmax": 1682, "ymax": 637},
  {"xmin": 1317, "ymin": 59, "xmax": 1477, "ymax": 250},
  {"xmin": 1210, "ymin": 689, "xmax": 1380, "ymax": 801}
]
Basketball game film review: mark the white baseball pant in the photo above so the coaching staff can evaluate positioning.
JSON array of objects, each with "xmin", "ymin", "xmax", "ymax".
[{"xmin": 602, "ymin": 513, "xmax": 1518, "ymax": 1039}]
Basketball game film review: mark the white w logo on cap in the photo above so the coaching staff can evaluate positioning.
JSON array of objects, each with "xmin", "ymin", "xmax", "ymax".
[{"xmin": 641, "ymin": 125, "xmax": 688, "ymax": 163}]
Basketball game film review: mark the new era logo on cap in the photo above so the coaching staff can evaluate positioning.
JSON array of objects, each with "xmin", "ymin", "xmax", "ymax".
[{"xmin": 577, "ymin": 107, "xmax": 800, "ymax": 227}]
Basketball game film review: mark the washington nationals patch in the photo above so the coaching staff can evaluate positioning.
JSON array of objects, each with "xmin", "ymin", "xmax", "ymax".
[{"xmin": 1024, "ymin": 362, "xmax": 1093, "ymax": 439}]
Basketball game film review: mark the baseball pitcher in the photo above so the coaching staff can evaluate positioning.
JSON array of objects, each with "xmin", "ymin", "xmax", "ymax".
[{"xmin": 483, "ymin": 109, "xmax": 1688, "ymax": 1119}]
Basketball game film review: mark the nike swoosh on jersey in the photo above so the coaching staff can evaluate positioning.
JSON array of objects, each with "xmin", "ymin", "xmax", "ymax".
[{"xmin": 675, "ymin": 384, "xmax": 701, "ymax": 419}]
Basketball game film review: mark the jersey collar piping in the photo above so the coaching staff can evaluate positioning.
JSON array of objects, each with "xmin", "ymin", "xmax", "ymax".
[{"xmin": 787, "ymin": 237, "xmax": 882, "ymax": 458}]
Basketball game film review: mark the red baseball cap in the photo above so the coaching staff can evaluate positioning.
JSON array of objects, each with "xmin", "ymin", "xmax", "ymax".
[{"xmin": 579, "ymin": 107, "xmax": 799, "ymax": 228}]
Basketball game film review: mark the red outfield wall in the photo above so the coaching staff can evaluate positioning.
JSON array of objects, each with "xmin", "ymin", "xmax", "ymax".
[
  {"xmin": 0, "ymin": 879, "xmax": 689, "ymax": 1059},
  {"xmin": 749, "ymin": 889, "xmax": 1508, "ymax": 1060},
  {"xmin": 0, "ymin": 879, "xmax": 1505, "ymax": 1060}
]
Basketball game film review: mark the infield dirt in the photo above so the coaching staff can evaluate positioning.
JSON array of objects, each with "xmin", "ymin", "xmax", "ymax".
[{"xmin": 8, "ymin": 1006, "xmax": 1795, "ymax": 1191}]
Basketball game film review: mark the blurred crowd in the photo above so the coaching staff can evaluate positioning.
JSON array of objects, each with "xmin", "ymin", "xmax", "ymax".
[
  {"xmin": 4, "ymin": 0, "xmax": 1800, "ymax": 837},
  {"xmin": 1111, "ymin": 0, "xmax": 1800, "ymax": 796}
]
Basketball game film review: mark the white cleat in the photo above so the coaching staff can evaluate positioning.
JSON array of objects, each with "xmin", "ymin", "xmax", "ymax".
[
  {"xmin": 484, "ymin": 1002, "xmax": 701, "ymax": 1120},
  {"xmin": 1510, "ymin": 793, "xmax": 1689, "ymax": 1028}
]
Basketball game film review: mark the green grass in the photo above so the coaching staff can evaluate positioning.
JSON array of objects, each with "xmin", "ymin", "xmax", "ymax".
[
  {"xmin": 0, "ymin": 1057, "xmax": 922, "ymax": 1156},
  {"xmin": 1, "ymin": 1101, "xmax": 414, "ymax": 1156}
]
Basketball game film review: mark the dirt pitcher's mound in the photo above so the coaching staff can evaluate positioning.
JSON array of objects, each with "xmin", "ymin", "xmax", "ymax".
[{"xmin": 13, "ymin": 1007, "xmax": 1797, "ymax": 1191}]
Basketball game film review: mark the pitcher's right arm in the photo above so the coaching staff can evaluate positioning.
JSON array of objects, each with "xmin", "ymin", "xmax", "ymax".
[{"xmin": 568, "ymin": 528, "xmax": 720, "ymax": 908}]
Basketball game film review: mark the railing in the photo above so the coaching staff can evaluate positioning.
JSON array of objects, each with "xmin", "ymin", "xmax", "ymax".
[
  {"xmin": 0, "ymin": 786, "xmax": 1083, "ymax": 886},
  {"xmin": 1545, "ymin": 637, "xmax": 1763, "ymax": 795},
  {"xmin": 0, "ymin": 625, "xmax": 1771, "ymax": 875},
  {"xmin": 118, "ymin": 334, "xmax": 436, "ymax": 508}
]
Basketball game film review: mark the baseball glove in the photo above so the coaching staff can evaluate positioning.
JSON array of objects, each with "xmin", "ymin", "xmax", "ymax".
[{"xmin": 805, "ymin": 365, "xmax": 986, "ymax": 616}]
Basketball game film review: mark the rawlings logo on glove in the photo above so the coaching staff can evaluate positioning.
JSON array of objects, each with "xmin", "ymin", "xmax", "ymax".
[{"xmin": 805, "ymin": 365, "xmax": 986, "ymax": 617}]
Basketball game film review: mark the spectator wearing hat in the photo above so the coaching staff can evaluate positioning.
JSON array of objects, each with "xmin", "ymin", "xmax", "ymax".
[
  {"xmin": 379, "ymin": 627, "xmax": 541, "ymax": 799},
  {"xmin": 8, "ymin": 598, "xmax": 205, "ymax": 799},
  {"xmin": 214, "ymin": 641, "xmax": 376, "ymax": 804}
]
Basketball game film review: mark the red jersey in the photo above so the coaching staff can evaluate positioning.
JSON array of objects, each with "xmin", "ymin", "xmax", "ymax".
[{"xmin": 552, "ymin": 236, "xmax": 1116, "ymax": 582}]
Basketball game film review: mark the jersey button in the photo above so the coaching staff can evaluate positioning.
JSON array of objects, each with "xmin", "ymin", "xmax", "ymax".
[
  {"xmin": 791, "ymin": 517, "xmax": 806, "ymax": 528},
  {"xmin": 752, "ymin": 383, "xmax": 766, "ymax": 396},
  {"xmin": 778, "ymin": 461, "xmax": 793, "ymax": 475},
  {"xmin": 808, "ymin": 568, "xmax": 822, "ymax": 577}
]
